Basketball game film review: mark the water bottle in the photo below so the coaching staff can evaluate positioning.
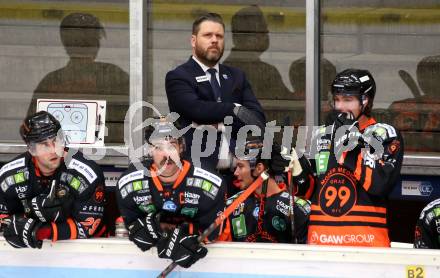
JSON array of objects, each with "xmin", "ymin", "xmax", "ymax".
[{"xmin": 115, "ymin": 216, "xmax": 128, "ymax": 238}]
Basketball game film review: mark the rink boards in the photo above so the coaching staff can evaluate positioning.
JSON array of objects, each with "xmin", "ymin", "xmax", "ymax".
[{"xmin": 0, "ymin": 237, "xmax": 439, "ymax": 278}]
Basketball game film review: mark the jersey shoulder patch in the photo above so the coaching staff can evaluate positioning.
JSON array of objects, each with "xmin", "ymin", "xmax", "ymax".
[
  {"xmin": 193, "ymin": 167, "xmax": 222, "ymax": 186},
  {"xmin": 67, "ymin": 158, "xmax": 98, "ymax": 184},
  {"xmin": 118, "ymin": 169, "xmax": 145, "ymax": 189},
  {"xmin": 419, "ymin": 199, "xmax": 440, "ymax": 220},
  {"xmin": 365, "ymin": 123, "xmax": 398, "ymax": 140},
  {"xmin": 0, "ymin": 157, "xmax": 26, "ymax": 178}
]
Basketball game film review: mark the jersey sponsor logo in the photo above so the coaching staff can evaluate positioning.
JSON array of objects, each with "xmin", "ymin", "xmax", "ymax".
[
  {"xmin": 180, "ymin": 207, "xmax": 198, "ymax": 218},
  {"xmin": 194, "ymin": 167, "xmax": 222, "ymax": 186},
  {"xmin": 15, "ymin": 185, "xmax": 28, "ymax": 199},
  {"xmin": 419, "ymin": 199, "xmax": 440, "ymax": 219},
  {"xmin": 118, "ymin": 170, "xmax": 144, "ymax": 189},
  {"xmin": 70, "ymin": 177, "xmax": 81, "ymax": 190},
  {"xmin": 1, "ymin": 181, "xmax": 8, "ymax": 192},
  {"xmin": 133, "ymin": 195, "xmax": 152, "ymax": 205},
  {"xmin": 0, "ymin": 157, "xmax": 25, "ymax": 178},
  {"xmin": 68, "ymin": 159, "xmax": 97, "ymax": 184},
  {"xmin": 252, "ymin": 207, "xmax": 259, "ymax": 219},
  {"xmin": 120, "ymin": 187, "xmax": 128, "ymax": 199},
  {"xmin": 272, "ymin": 216, "xmax": 287, "ymax": 231},
  {"xmin": 162, "ymin": 200, "xmax": 177, "ymax": 212},
  {"xmin": 280, "ymin": 192, "xmax": 290, "ymax": 199},
  {"xmin": 315, "ymin": 151, "xmax": 330, "ymax": 175},
  {"xmin": 317, "ymin": 138, "xmax": 331, "ymax": 152},
  {"xmin": 231, "ymin": 214, "xmax": 247, "ymax": 238},
  {"xmin": 139, "ymin": 204, "xmax": 156, "ymax": 214},
  {"xmin": 179, "ymin": 191, "xmax": 200, "ymax": 205},
  {"xmin": 319, "ymin": 167, "xmax": 357, "ymax": 217},
  {"xmin": 13, "ymin": 172, "xmax": 26, "ymax": 184},
  {"xmin": 201, "ymin": 180, "xmax": 212, "ymax": 192},
  {"xmin": 295, "ymin": 198, "xmax": 311, "ymax": 215},
  {"xmin": 232, "ymin": 202, "xmax": 245, "ymax": 216},
  {"xmin": 5, "ymin": 176, "xmax": 15, "ymax": 187},
  {"xmin": 276, "ymin": 200, "xmax": 289, "ymax": 216},
  {"xmin": 309, "ymin": 231, "xmax": 375, "ymax": 245},
  {"xmin": 132, "ymin": 180, "xmax": 143, "ymax": 191},
  {"xmin": 193, "ymin": 178, "xmax": 203, "ymax": 188},
  {"xmin": 186, "ymin": 178, "xmax": 194, "ymax": 186}
]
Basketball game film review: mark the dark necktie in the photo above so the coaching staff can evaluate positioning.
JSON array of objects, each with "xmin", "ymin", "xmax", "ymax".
[{"xmin": 207, "ymin": 68, "xmax": 221, "ymax": 102}]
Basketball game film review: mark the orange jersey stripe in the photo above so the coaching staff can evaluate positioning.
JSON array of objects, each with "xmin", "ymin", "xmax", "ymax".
[
  {"xmin": 310, "ymin": 214, "xmax": 387, "ymax": 224},
  {"xmin": 311, "ymin": 204, "xmax": 386, "ymax": 214},
  {"xmin": 363, "ymin": 167, "xmax": 373, "ymax": 191},
  {"xmin": 67, "ymin": 218, "xmax": 78, "ymax": 239},
  {"xmin": 51, "ymin": 222, "xmax": 58, "ymax": 242},
  {"xmin": 354, "ymin": 152, "xmax": 362, "ymax": 181}
]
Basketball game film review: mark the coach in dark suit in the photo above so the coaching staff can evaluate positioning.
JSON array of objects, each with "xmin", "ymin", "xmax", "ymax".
[{"xmin": 166, "ymin": 13, "xmax": 266, "ymax": 170}]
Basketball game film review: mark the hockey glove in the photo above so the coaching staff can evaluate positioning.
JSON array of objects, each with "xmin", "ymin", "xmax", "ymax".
[
  {"xmin": 3, "ymin": 214, "xmax": 43, "ymax": 249},
  {"xmin": 157, "ymin": 223, "xmax": 207, "ymax": 268},
  {"xmin": 331, "ymin": 111, "xmax": 361, "ymax": 161},
  {"xmin": 128, "ymin": 213, "xmax": 162, "ymax": 252},
  {"xmin": 233, "ymin": 105, "xmax": 265, "ymax": 130},
  {"xmin": 269, "ymin": 143, "xmax": 290, "ymax": 175},
  {"xmin": 29, "ymin": 190, "xmax": 73, "ymax": 223}
]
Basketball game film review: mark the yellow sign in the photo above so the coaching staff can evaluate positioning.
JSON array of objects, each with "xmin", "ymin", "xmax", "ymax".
[{"xmin": 406, "ymin": 265, "xmax": 424, "ymax": 278}]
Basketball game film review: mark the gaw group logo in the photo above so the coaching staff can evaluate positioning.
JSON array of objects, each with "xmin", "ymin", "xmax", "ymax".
[{"xmin": 309, "ymin": 231, "xmax": 375, "ymax": 245}]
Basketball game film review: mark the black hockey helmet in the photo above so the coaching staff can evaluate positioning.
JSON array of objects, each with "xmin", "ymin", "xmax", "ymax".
[
  {"xmin": 236, "ymin": 139, "xmax": 265, "ymax": 170},
  {"xmin": 144, "ymin": 116, "xmax": 185, "ymax": 148},
  {"xmin": 331, "ymin": 69, "xmax": 376, "ymax": 101},
  {"xmin": 331, "ymin": 69, "xmax": 376, "ymax": 116},
  {"xmin": 20, "ymin": 111, "xmax": 62, "ymax": 144}
]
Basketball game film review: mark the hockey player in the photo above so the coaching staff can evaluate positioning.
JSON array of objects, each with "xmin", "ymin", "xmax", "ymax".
[
  {"xmin": 219, "ymin": 140, "xmax": 310, "ymax": 243},
  {"xmin": 0, "ymin": 111, "xmax": 106, "ymax": 248},
  {"xmin": 291, "ymin": 69, "xmax": 404, "ymax": 247},
  {"xmin": 116, "ymin": 117, "xmax": 226, "ymax": 268},
  {"xmin": 414, "ymin": 198, "xmax": 440, "ymax": 249}
]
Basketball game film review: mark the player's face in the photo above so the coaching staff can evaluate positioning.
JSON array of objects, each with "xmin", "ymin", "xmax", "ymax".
[
  {"xmin": 233, "ymin": 160, "xmax": 254, "ymax": 190},
  {"xmin": 31, "ymin": 137, "xmax": 65, "ymax": 175},
  {"xmin": 192, "ymin": 20, "xmax": 224, "ymax": 67},
  {"xmin": 333, "ymin": 94, "xmax": 363, "ymax": 119},
  {"xmin": 151, "ymin": 139, "xmax": 182, "ymax": 177}
]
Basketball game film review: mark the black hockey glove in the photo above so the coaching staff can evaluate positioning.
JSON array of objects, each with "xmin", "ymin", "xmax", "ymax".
[
  {"xmin": 3, "ymin": 214, "xmax": 43, "ymax": 249},
  {"xmin": 29, "ymin": 189, "xmax": 73, "ymax": 223},
  {"xmin": 157, "ymin": 223, "xmax": 207, "ymax": 268},
  {"xmin": 330, "ymin": 111, "xmax": 361, "ymax": 160},
  {"xmin": 269, "ymin": 143, "xmax": 289, "ymax": 175},
  {"xmin": 128, "ymin": 213, "xmax": 162, "ymax": 252},
  {"xmin": 233, "ymin": 105, "xmax": 265, "ymax": 130}
]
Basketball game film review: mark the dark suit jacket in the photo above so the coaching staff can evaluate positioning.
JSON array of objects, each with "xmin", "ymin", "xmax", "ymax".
[{"xmin": 166, "ymin": 57, "xmax": 266, "ymax": 168}]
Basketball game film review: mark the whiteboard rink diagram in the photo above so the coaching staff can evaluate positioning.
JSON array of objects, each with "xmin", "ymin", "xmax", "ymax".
[{"xmin": 37, "ymin": 99, "xmax": 106, "ymax": 145}]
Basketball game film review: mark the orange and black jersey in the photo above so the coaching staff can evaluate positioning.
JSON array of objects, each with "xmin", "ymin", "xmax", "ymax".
[
  {"xmin": 116, "ymin": 160, "xmax": 226, "ymax": 241},
  {"xmin": 295, "ymin": 117, "xmax": 404, "ymax": 247},
  {"xmin": 0, "ymin": 151, "xmax": 106, "ymax": 240},
  {"xmin": 414, "ymin": 198, "xmax": 440, "ymax": 249},
  {"xmin": 219, "ymin": 189, "xmax": 310, "ymax": 244}
]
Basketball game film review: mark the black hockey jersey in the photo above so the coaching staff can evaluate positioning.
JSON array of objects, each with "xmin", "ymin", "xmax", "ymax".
[{"xmin": 0, "ymin": 151, "xmax": 106, "ymax": 240}]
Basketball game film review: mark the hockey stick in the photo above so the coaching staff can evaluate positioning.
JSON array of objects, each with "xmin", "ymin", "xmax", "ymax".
[
  {"xmin": 398, "ymin": 70, "xmax": 422, "ymax": 98},
  {"xmin": 156, "ymin": 171, "xmax": 270, "ymax": 278},
  {"xmin": 287, "ymin": 169, "xmax": 296, "ymax": 243}
]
